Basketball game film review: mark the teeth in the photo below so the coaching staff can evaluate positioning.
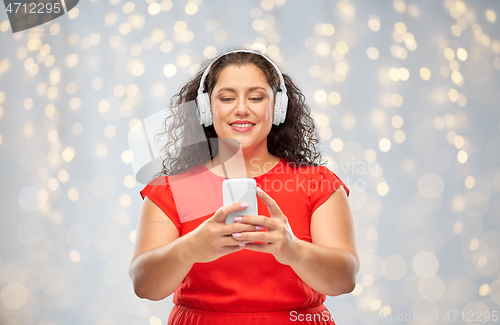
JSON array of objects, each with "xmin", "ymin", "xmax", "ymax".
[{"xmin": 231, "ymin": 123, "xmax": 254, "ymax": 127}]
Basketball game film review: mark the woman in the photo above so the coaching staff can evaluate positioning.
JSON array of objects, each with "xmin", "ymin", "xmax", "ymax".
[{"xmin": 129, "ymin": 48, "xmax": 359, "ymax": 324}]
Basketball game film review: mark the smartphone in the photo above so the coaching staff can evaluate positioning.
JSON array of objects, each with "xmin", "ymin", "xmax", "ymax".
[{"xmin": 222, "ymin": 178, "xmax": 258, "ymax": 224}]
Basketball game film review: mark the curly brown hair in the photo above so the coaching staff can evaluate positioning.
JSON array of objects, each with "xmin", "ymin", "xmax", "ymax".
[{"xmin": 154, "ymin": 47, "xmax": 326, "ymax": 178}]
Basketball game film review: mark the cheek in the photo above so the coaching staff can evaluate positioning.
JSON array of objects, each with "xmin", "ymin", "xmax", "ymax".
[
  {"xmin": 210, "ymin": 102, "xmax": 220, "ymax": 121},
  {"xmin": 265, "ymin": 103, "xmax": 274, "ymax": 122}
]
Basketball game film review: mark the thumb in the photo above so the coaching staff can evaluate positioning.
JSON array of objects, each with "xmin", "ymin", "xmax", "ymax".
[{"xmin": 212, "ymin": 201, "xmax": 249, "ymax": 224}]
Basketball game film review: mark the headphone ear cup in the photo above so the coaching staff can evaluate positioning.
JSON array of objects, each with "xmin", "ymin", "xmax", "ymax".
[
  {"xmin": 202, "ymin": 93, "xmax": 212, "ymax": 126},
  {"xmin": 274, "ymin": 92, "xmax": 288, "ymax": 125},
  {"xmin": 280, "ymin": 93, "xmax": 288, "ymax": 124},
  {"xmin": 197, "ymin": 92, "xmax": 211, "ymax": 126},
  {"xmin": 195, "ymin": 96, "xmax": 203, "ymax": 125},
  {"xmin": 273, "ymin": 92, "xmax": 282, "ymax": 125}
]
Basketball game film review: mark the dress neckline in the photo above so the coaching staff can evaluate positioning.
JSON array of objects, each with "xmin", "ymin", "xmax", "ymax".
[{"xmin": 202, "ymin": 157, "xmax": 284, "ymax": 179}]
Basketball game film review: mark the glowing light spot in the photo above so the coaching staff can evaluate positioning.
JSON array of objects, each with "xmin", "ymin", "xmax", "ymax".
[
  {"xmin": 452, "ymin": 221, "xmax": 463, "ymax": 234},
  {"xmin": 393, "ymin": 0, "xmax": 406, "ymax": 12},
  {"xmin": 252, "ymin": 19, "xmax": 265, "ymax": 31},
  {"xmin": 98, "ymin": 99, "xmax": 110, "ymax": 113},
  {"xmin": 321, "ymin": 23, "xmax": 335, "ymax": 36},
  {"xmin": 368, "ymin": 15, "xmax": 381, "ymax": 31},
  {"xmin": 149, "ymin": 3, "xmax": 161, "ymax": 15},
  {"xmin": 185, "ymin": 3, "xmax": 198, "ymax": 15},
  {"xmin": 120, "ymin": 194, "xmax": 132, "ymax": 207},
  {"xmin": 377, "ymin": 182, "xmax": 389, "ymax": 196},
  {"xmin": 486, "ymin": 10, "xmax": 496, "ymax": 23},
  {"xmin": 45, "ymin": 104, "xmax": 56, "ymax": 117},
  {"xmin": 122, "ymin": 150, "xmax": 134, "ymax": 164},
  {"xmin": 330, "ymin": 138, "xmax": 343, "ymax": 152},
  {"xmin": 457, "ymin": 48, "xmax": 468, "ymax": 61},
  {"xmin": 149, "ymin": 316, "xmax": 163, "ymax": 325},
  {"xmin": 395, "ymin": 22, "xmax": 406, "ymax": 34},
  {"xmin": 392, "ymin": 115, "xmax": 404, "ymax": 128},
  {"xmin": 123, "ymin": 2, "xmax": 135, "ymax": 14},
  {"xmin": 391, "ymin": 93, "xmax": 403, "ymax": 107},
  {"xmin": 479, "ymin": 284, "xmax": 490, "ymax": 296},
  {"xmin": 457, "ymin": 150, "xmax": 468, "ymax": 164},
  {"xmin": 95, "ymin": 144, "xmax": 108, "ymax": 157},
  {"xmin": 465, "ymin": 176, "xmax": 475, "ymax": 189},
  {"xmin": 68, "ymin": 8, "xmax": 79, "ymax": 19},
  {"xmin": 309, "ymin": 65, "xmax": 321, "ymax": 78},
  {"xmin": 328, "ymin": 92, "xmax": 341, "ymax": 105},
  {"xmin": 132, "ymin": 63, "xmax": 145, "ymax": 76},
  {"xmin": 370, "ymin": 299, "xmax": 382, "ymax": 311},
  {"xmin": 448, "ymin": 89, "xmax": 459, "ymax": 102},
  {"xmin": 451, "ymin": 25, "xmax": 462, "ymax": 37},
  {"xmin": 420, "ymin": 67, "xmax": 431, "ymax": 81},
  {"xmin": 379, "ymin": 138, "xmax": 391, "ymax": 152},
  {"xmin": 338, "ymin": 1, "xmax": 355, "ymax": 17},
  {"xmin": 161, "ymin": 40, "xmax": 173, "ymax": 53},
  {"xmin": 119, "ymin": 23, "xmax": 132, "ymax": 35},
  {"xmin": 69, "ymin": 250, "xmax": 81, "ymax": 262},
  {"xmin": 1, "ymin": 283, "xmax": 29, "ymax": 310},
  {"xmin": 367, "ymin": 47, "xmax": 379, "ymax": 60},
  {"xmin": 250, "ymin": 7, "xmax": 263, "ymax": 19},
  {"xmin": 316, "ymin": 43, "xmax": 330, "ymax": 56},
  {"xmin": 66, "ymin": 54, "xmax": 79, "ymax": 67},
  {"xmin": 68, "ymin": 188, "xmax": 79, "ymax": 201},
  {"xmin": 129, "ymin": 230, "xmax": 137, "ymax": 243},
  {"xmin": 336, "ymin": 42, "xmax": 349, "ymax": 54},
  {"xmin": 161, "ymin": 0, "xmax": 173, "ymax": 12},
  {"xmin": 412, "ymin": 252, "xmax": 439, "ymax": 278},
  {"xmin": 163, "ymin": 64, "xmax": 177, "ymax": 77},
  {"xmin": 105, "ymin": 13, "xmax": 118, "ymax": 26},
  {"xmin": 62, "ymin": 146, "xmax": 75, "ymax": 162},
  {"xmin": 104, "ymin": 125, "xmax": 116, "ymax": 138},
  {"xmin": 124, "ymin": 175, "xmax": 136, "ymax": 188},
  {"xmin": 314, "ymin": 89, "xmax": 327, "ymax": 103}
]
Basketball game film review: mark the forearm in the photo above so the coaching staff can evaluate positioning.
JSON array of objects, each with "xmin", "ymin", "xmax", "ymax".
[
  {"xmin": 129, "ymin": 235, "xmax": 194, "ymax": 301},
  {"xmin": 288, "ymin": 240, "xmax": 359, "ymax": 296}
]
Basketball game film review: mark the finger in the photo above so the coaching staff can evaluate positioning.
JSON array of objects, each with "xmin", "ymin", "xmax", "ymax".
[
  {"xmin": 220, "ymin": 235, "xmax": 253, "ymax": 246},
  {"xmin": 235, "ymin": 214, "xmax": 274, "ymax": 229},
  {"xmin": 212, "ymin": 201, "xmax": 250, "ymax": 223},
  {"xmin": 256, "ymin": 187, "xmax": 283, "ymax": 217},
  {"xmin": 232, "ymin": 230, "xmax": 271, "ymax": 243},
  {"xmin": 239, "ymin": 242, "xmax": 270, "ymax": 252},
  {"xmin": 222, "ymin": 223, "xmax": 264, "ymax": 236}
]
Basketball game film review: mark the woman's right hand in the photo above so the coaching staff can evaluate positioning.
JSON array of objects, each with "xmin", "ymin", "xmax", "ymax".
[{"xmin": 182, "ymin": 202, "xmax": 260, "ymax": 263}]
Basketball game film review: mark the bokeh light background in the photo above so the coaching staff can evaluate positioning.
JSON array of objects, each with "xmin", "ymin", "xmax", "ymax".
[{"xmin": 1, "ymin": 0, "xmax": 500, "ymax": 324}]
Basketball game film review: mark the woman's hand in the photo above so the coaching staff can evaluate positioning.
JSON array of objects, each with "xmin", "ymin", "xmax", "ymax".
[
  {"xmin": 230, "ymin": 187, "xmax": 302, "ymax": 266},
  {"xmin": 183, "ymin": 201, "xmax": 263, "ymax": 264}
]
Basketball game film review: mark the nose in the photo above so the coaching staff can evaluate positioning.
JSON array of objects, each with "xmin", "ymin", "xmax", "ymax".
[{"xmin": 234, "ymin": 95, "xmax": 250, "ymax": 116}]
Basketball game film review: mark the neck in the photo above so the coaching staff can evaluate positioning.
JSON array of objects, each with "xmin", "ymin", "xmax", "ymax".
[{"xmin": 207, "ymin": 139, "xmax": 280, "ymax": 178}]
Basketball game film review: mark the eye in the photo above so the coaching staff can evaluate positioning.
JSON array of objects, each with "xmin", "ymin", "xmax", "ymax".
[
  {"xmin": 220, "ymin": 98, "xmax": 233, "ymax": 102},
  {"xmin": 250, "ymin": 97, "xmax": 263, "ymax": 101}
]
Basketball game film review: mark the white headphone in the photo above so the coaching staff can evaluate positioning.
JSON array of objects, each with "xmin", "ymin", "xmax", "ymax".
[{"xmin": 195, "ymin": 49, "xmax": 288, "ymax": 127}]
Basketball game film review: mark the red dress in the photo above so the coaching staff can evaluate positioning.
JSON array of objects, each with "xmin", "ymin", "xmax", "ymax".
[{"xmin": 139, "ymin": 157, "xmax": 350, "ymax": 325}]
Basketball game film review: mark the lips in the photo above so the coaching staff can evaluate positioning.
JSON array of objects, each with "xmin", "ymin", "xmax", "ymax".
[
  {"xmin": 229, "ymin": 124, "xmax": 255, "ymax": 132},
  {"xmin": 230, "ymin": 123, "xmax": 255, "ymax": 127},
  {"xmin": 229, "ymin": 120, "xmax": 256, "ymax": 127}
]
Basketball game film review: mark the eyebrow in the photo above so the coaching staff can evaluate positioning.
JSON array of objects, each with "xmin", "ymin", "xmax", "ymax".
[{"xmin": 216, "ymin": 86, "xmax": 267, "ymax": 93}]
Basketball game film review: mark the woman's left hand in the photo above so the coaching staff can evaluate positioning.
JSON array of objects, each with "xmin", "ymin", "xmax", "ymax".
[{"xmin": 231, "ymin": 186, "xmax": 302, "ymax": 265}]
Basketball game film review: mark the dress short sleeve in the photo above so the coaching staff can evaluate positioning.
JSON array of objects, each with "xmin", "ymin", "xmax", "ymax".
[
  {"xmin": 309, "ymin": 166, "xmax": 350, "ymax": 214},
  {"xmin": 139, "ymin": 176, "xmax": 182, "ymax": 235}
]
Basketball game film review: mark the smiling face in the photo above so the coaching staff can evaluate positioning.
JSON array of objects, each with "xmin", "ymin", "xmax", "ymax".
[{"xmin": 210, "ymin": 64, "xmax": 275, "ymax": 156}]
